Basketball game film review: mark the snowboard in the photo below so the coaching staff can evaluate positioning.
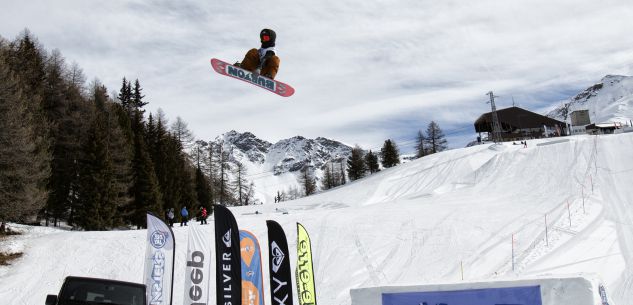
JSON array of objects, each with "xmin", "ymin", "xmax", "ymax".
[{"xmin": 210, "ymin": 58, "xmax": 295, "ymax": 97}]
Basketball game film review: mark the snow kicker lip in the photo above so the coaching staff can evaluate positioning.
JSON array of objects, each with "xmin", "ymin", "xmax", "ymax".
[{"xmin": 226, "ymin": 65, "xmax": 276, "ymax": 91}]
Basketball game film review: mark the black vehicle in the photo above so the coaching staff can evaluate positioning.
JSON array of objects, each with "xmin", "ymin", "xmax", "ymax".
[{"xmin": 45, "ymin": 276, "xmax": 146, "ymax": 305}]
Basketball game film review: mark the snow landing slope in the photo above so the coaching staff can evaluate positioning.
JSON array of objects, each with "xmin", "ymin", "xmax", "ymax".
[{"xmin": 2, "ymin": 133, "xmax": 633, "ymax": 305}]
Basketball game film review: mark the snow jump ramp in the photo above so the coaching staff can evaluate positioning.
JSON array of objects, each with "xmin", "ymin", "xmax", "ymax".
[{"xmin": 350, "ymin": 275, "xmax": 611, "ymax": 305}]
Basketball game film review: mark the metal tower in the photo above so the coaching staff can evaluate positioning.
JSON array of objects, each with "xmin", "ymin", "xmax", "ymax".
[{"xmin": 487, "ymin": 91, "xmax": 503, "ymax": 143}]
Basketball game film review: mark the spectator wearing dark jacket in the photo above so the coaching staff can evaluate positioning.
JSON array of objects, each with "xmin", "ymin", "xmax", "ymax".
[{"xmin": 166, "ymin": 208, "xmax": 175, "ymax": 227}]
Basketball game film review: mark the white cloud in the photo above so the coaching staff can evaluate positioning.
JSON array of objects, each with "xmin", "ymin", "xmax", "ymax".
[{"xmin": 2, "ymin": 0, "xmax": 632, "ymax": 149}]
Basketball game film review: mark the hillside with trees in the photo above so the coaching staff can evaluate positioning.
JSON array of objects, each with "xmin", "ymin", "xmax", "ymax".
[{"xmin": 0, "ymin": 31, "xmax": 249, "ymax": 230}]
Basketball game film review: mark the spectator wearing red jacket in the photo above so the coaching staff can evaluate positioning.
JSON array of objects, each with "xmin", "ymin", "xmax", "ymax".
[{"xmin": 200, "ymin": 207, "xmax": 208, "ymax": 225}]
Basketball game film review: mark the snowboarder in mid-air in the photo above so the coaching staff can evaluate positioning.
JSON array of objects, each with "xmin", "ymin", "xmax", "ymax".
[{"xmin": 234, "ymin": 28, "xmax": 280, "ymax": 79}]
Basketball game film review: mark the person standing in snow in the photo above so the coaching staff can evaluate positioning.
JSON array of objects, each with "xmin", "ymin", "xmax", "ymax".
[
  {"xmin": 234, "ymin": 28, "xmax": 280, "ymax": 79},
  {"xmin": 180, "ymin": 206, "xmax": 189, "ymax": 226},
  {"xmin": 199, "ymin": 207, "xmax": 208, "ymax": 225},
  {"xmin": 167, "ymin": 208, "xmax": 175, "ymax": 227}
]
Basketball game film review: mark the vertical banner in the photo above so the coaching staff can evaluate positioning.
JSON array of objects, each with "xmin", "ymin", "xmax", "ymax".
[
  {"xmin": 240, "ymin": 230, "xmax": 265, "ymax": 305},
  {"xmin": 296, "ymin": 223, "xmax": 317, "ymax": 305},
  {"xmin": 266, "ymin": 220, "xmax": 293, "ymax": 305},
  {"xmin": 183, "ymin": 225, "xmax": 211, "ymax": 305},
  {"xmin": 144, "ymin": 213, "xmax": 176, "ymax": 305},
  {"xmin": 214, "ymin": 204, "xmax": 242, "ymax": 305}
]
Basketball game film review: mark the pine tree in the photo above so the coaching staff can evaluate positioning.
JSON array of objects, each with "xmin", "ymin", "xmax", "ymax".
[
  {"xmin": 347, "ymin": 146, "xmax": 367, "ymax": 181},
  {"xmin": 0, "ymin": 50, "xmax": 50, "ymax": 223},
  {"xmin": 207, "ymin": 141, "xmax": 217, "ymax": 205},
  {"xmin": 233, "ymin": 161, "xmax": 249, "ymax": 205},
  {"xmin": 244, "ymin": 182, "xmax": 256, "ymax": 205},
  {"xmin": 117, "ymin": 77, "xmax": 131, "ymax": 110},
  {"xmin": 171, "ymin": 116, "xmax": 195, "ymax": 152},
  {"xmin": 339, "ymin": 160, "xmax": 347, "ymax": 185},
  {"xmin": 194, "ymin": 167, "xmax": 212, "ymax": 208},
  {"xmin": 7, "ymin": 31, "xmax": 47, "ymax": 97},
  {"xmin": 129, "ymin": 110, "xmax": 163, "ymax": 228},
  {"xmin": 274, "ymin": 190, "xmax": 285, "ymax": 203},
  {"xmin": 106, "ymin": 102, "xmax": 134, "ymax": 226},
  {"xmin": 74, "ymin": 83, "xmax": 131, "ymax": 230},
  {"xmin": 216, "ymin": 143, "xmax": 233, "ymax": 204},
  {"xmin": 163, "ymin": 132, "xmax": 196, "ymax": 211},
  {"xmin": 298, "ymin": 165, "xmax": 317, "ymax": 196},
  {"xmin": 365, "ymin": 150, "xmax": 380, "ymax": 174},
  {"xmin": 131, "ymin": 79, "xmax": 148, "ymax": 111},
  {"xmin": 43, "ymin": 49, "xmax": 89, "ymax": 226},
  {"xmin": 148, "ymin": 110, "xmax": 171, "ymax": 209},
  {"xmin": 380, "ymin": 139, "xmax": 400, "ymax": 168},
  {"xmin": 146, "ymin": 114, "xmax": 157, "ymax": 154},
  {"xmin": 415, "ymin": 130, "xmax": 427, "ymax": 158},
  {"xmin": 425, "ymin": 121, "xmax": 448, "ymax": 154},
  {"xmin": 75, "ymin": 108, "xmax": 113, "ymax": 230},
  {"xmin": 320, "ymin": 162, "xmax": 335, "ymax": 190}
]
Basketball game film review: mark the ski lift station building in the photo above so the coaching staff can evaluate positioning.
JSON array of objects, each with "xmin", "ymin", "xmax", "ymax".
[{"xmin": 474, "ymin": 106, "xmax": 567, "ymax": 141}]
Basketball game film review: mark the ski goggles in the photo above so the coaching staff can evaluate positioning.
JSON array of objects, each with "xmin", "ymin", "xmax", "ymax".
[{"xmin": 261, "ymin": 35, "xmax": 271, "ymax": 42}]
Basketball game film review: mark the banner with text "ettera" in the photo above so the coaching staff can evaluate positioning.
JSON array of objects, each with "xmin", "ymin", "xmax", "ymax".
[{"xmin": 296, "ymin": 223, "xmax": 317, "ymax": 305}]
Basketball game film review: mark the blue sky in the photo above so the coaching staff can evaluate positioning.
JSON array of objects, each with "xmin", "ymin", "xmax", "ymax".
[{"xmin": 2, "ymin": 0, "xmax": 633, "ymax": 151}]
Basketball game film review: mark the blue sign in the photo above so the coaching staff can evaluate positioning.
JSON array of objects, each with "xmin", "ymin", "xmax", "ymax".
[
  {"xmin": 150, "ymin": 230, "xmax": 167, "ymax": 249},
  {"xmin": 382, "ymin": 285, "xmax": 542, "ymax": 305}
]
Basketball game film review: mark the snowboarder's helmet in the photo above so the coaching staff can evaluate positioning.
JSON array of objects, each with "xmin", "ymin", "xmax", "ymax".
[{"xmin": 260, "ymin": 29, "xmax": 276, "ymax": 44}]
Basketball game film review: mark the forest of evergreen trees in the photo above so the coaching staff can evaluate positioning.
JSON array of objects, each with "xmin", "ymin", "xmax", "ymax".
[{"xmin": 0, "ymin": 31, "xmax": 250, "ymax": 230}]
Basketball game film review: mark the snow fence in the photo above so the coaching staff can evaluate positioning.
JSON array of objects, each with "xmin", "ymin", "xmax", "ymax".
[{"xmin": 350, "ymin": 275, "xmax": 611, "ymax": 305}]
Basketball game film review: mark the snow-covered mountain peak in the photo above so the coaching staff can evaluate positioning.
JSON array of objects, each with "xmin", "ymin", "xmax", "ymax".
[
  {"xmin": 216, "ymin": 130, "xmax": 272, "ymax": 164},
  {"xmin": 266, "ymin": 135, "xmax": 352, "ymax": 175},
  {"xmin": 210, "ymin": 131, "xmax": 353, "ymax": 202},
  {"xmin": 548, "ymin": 74, "xmax": 633, "ymax": 124}
]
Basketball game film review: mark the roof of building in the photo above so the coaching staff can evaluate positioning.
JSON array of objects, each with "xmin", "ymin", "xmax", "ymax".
[{"xmin": 474, "ymin": 106, "xmax": 566, "ymax": 132}]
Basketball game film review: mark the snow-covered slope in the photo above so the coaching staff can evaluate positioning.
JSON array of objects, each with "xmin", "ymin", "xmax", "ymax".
[
  {"xmin": 548, "ymin": 75, "xmax": 633, "ymax": 125},
  {"xmin": 2, "ymin": 133, "xmax": 633, "ymax": 305},
  {"xmin": 211, "ymin": 131, "xmax": 352, "ymax": 203}
]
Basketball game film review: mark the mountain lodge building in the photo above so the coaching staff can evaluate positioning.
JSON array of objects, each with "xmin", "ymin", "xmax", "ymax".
[{"xmin": 474, "ymin": 106, "xmax": 567, "ymax": 142}]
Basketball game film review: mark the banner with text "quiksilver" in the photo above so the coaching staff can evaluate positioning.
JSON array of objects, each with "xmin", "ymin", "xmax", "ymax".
[
  {"xmin": 144, "ymin": 213, "xmax": 176, "ymax": 305},
  {"xmin": 266, "ymin": 220, "xmax": 293, "ymax": 305},
  {"xmin": 240, "ymin": 230, "xmax": 265, "ymax": 305},
  {"xmin": 296, "ymin": 223, "xmax": 317, "ymax": 305},
  {"xmin": 214, "ymin": 205, "xmax": 242, "ymax": 305},
  {"xmin": 183, "ymin": 225, "xmax": 211, "ymax": 305}
]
